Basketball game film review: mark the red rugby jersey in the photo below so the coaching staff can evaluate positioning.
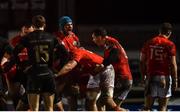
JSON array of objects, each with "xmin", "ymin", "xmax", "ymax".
[
  {"xmin": 1, "ymin": 58, "xmax": 17, "ymax": 81},
  {"xmin": 54, "ymin": 31, "xmax": 79, "ymax": 52},
  {"xmin": 10, "ymin": 35, "xmax": 28, "ymax": 62},
  {"xmin": 71, "ymin": 48, "xmax": 103, "ymax": 75},
  {"xmin": 104, "ymin": 36, "xmax": 132, "ymax": 80},
  {"xmin": 141, "ymin": 35, "xmax": 176, "ymax": 76},
  {"xmin": 10, "ymin": 35, "xmax": 22, "ymax": 47}
]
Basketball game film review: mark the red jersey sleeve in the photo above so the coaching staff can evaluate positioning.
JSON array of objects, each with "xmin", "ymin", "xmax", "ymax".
[
  {"xmin": 10, "ymin": 35, "xmax": 22, "ymax": 47},
  {"xmin": 71, "ymin": 49, "xmax": 83, "ymax": 62},
  {"xmin": 168, "ymin": 42, "xmax": 176, "ymax": 56}
]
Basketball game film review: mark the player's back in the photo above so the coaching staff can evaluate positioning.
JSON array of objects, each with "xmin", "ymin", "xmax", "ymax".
[
  {"xmin": 143, "ymin": 35, "xmax": 176, "ymax": 75},
  {"xmin": 104, "ymin": 36, "xmax": 132, "ymax": 79},
  {"xmin": 71, "ymin": 48, "xmax": 103, "ymax": 74},
  {"xmin": 22, "ymin": 30, "xmax": 57, "ymax": 74},
  {"xmin": 105, "ymin": 36, "xmax": 128, "ymax": 63}
]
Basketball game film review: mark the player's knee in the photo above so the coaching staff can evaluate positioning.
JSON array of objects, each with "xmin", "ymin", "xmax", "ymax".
[
  {"xmin": 99, "ymin": 91, "xmax": 113, "ymax": 103},
  {"xmin": 86, "ymin": 91, "xmax": 99, "ymax": 101}
]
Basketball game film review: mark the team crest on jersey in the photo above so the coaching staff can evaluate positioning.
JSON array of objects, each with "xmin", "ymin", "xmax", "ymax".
[{"xmin": 73, "ymin": 41, "xmax": 77, "ymax": 46}]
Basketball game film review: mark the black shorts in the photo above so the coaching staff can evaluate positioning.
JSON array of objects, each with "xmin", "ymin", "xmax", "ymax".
[
  {"xmin": 21, "ymin": 92, "xmax": 28, "ymax": 105},
  {"xmin": 54, "ymin": 92, "xmax": 61, "ymax": 104},
  {"xmin": 13, "ymin": 70, "xmax": 27, "ymax": 87},
  {"xmin": 21, "ymin": 92, "xmax": 61, "ymax": 105},
  {"xmin": 26, "ymin": 69, "xmax": 56, "ymax": 94},
  {"xmin": 55, "ymin": 72, "xmax": 77, "ymax": 97}
]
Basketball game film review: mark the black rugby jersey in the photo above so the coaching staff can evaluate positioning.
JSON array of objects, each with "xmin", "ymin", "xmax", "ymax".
[{"xmin": 5, "ymin": 30, "xmax": 68, "ymax": 75}]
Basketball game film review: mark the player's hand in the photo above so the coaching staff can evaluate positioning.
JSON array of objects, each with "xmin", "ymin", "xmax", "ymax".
[
  {"xmin": 93, "ymin": 64, "xmax": 104, "ymax": 74},
  {"xmin": 139, "ymin": 76, "xmax": 146, "ymax": 87}
]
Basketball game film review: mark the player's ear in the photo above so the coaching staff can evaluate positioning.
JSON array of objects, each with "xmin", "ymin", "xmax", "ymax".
[{"xmin": 167, "ymin": 31, "xmax": 172, "ymax": 37}]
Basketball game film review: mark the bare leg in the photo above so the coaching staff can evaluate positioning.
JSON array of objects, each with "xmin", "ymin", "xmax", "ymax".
[
  {"xmin": 28, "ymin": 93, "xmax": 40, "ymax": 111},
  {"xmin": 142, "ymin": 95, "xmax": 155, "ymax": 110},
  {"xmin": 54, "ymin": 101, "xmax": 64, "ymax": 111},
  {"xmin": 42, "ymin": 93, "xmax": 54, "ymax": 111},
  {"xmin": 86, "ymin": 90, "xmax": 100, "ymax": 111},
  {"xmin": 114, "ymin": 98, "xmax": 123, "ymax": 107},
  {"xmin": 158, "ymin": 97, "xmax": 169, "ymax": 111},
  {"xmin": 97, "ymin": 87, "xmax": 126, "ymax": 111},
  {"xmin": 16, "ymin": 99, "xmax": 29, "ymax": 111}
]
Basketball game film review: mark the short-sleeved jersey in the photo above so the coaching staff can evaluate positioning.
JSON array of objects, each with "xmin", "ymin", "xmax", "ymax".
[
  {"xmin": 71, "ymin": 48, "xmax": 103, "ymax": 75},
  {"xmin": 10, "ymin": 35, "xmax": 22, "ymax": 47},
  {"xmin": 141, "ymin": 35, "xmax": 176, "ymax": 76},
  {"xmin": 13, "ymin": 30, "xmax": 68, "ymax": 75},
  {"xmin": 54, "ymin": 31, "xmax": 79, "ymax": 52},
  {"xmin": 10, "ymin": 35, "xmax": 29, "ymax": 65},
  {"xmin": 1, "ymin": 58, "xmax": 17, "ymax": 81},
  {"xmin": 103, "ymin": 36, "xmax": 132, "ymax": 80}
]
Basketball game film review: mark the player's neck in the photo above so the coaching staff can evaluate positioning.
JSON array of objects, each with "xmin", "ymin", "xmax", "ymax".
[{"xmin": 159, "ymin": 34, "xmax": 169, "ymax": 39}]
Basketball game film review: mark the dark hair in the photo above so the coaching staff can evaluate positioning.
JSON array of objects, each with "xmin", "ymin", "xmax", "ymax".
[
  {"xmin": 159, "ymin": 22, "xmax": 172, "ymax": 35},
  {"xmin": 32, "ymin": 15, "xmax": 46, "ymax": 28},
  {"xmin": 19, "ymin": 20, "xmax": 32, "ymax": 29},
  {"xmin": 23, "ymin": 22, "xmax": 32, "ymax": 28},
  {"xmin": 92, "ymin": 27, "xmax": 107, "ymax": 37}
]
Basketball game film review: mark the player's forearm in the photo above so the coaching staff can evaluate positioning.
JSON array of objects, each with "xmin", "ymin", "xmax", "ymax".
[
  {"xmin": 140, "ymin": 61, "xmax": 147, "ymax": 80},
  {"xmin": 171, "ymin": 63, "xmax": 178, "ymax": 91},
  {"xmin": 139, "ymin": 53, "xmax": 147, "ymax": 80},
  {"xmin": 171, "ymin": 64, "xmax": 178, "ymax": 82},
  {"xmin": 56, "ymin": 60, "xmax": 77, "ymax": 77},
  {"xmin": 171, "ymin": 56, "xmax": 178, "ymax": 80}
]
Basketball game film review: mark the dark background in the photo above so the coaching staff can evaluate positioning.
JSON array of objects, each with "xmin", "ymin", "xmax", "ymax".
[
  {"xmin": 75, "ymin": 0, "xmax": 179, "ymax": 24},
  {"xmin": 0, "ymin": 0, "xmax": 179, "ymax": 30}
]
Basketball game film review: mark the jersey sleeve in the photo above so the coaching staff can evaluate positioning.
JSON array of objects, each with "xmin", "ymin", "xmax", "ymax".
[
  {"xmin": 71, "ymin": 49, "xmax": 83, "ymax": 63},
  {"xmin": 3, "ymin": 37, "xmax": 27, "ymax": 73},
  {"xmin": 169, "ymin": 43, "xmax": 176, "ymax": 56},
  {"xmin": 103, "ymin": 48, "xmax": 119, "ymax": 66}
]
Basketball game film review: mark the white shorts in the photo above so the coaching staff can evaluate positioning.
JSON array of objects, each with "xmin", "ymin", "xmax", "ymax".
[
  {"xmin": 114, "ymin": 79, "xmax": 132, "ymax": 100},
  {"xmin": 87, "ymin": 74, "xmax": 100, "ymax": 89},
  {"xmin": 87, "ymin": 64, "xmax": 115, "ymax": 89},
  {"xmin": 99, "ymin": 64, "xmax": 115, "ymax": 89},
  {"xmin": 146, "ymin": 75, "xmax": 172, "ymax": 98}
]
